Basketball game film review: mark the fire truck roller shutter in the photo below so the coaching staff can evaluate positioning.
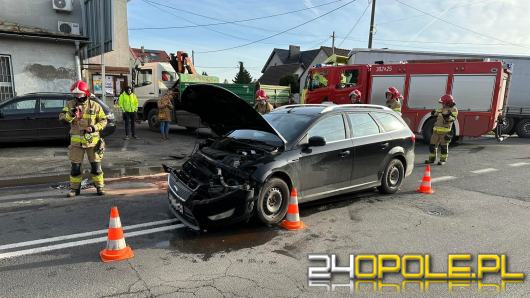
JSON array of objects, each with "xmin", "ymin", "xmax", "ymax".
[{"xmin": 369, "ymin": 75, "xmax": 405, "ymax": 107}]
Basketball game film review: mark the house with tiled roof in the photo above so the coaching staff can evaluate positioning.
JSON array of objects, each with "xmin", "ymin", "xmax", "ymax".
[{"xmin": 259, "ymin": 45, "xmax": 350, "ymax": 94}]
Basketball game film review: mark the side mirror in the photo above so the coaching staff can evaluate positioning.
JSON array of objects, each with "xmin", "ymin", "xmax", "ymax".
[{"xmin": 308, "ymin": 136, "xmax": 326, "ymax": 147}]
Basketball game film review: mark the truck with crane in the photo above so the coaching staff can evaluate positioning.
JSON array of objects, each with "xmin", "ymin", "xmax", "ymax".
[
  {"xmin": 132, "ymin": 51, "xmax": 291, "ymax": 131},
  {"xmin": 302, "ymin": 51, "xmax": 512, "ymax": 143}
]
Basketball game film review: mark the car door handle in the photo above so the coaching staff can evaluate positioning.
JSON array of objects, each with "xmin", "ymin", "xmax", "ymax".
[
  {"xmin": 25, "ymin": 116, "xmax": 35, "ymax": 120},
  {"xmin": 149, "ymin": 92, "xmax": 155, "ymax": 94},
  {"xmin": 339, "ymin": 150, "xmax": 351, "ymax": 158},
  {"xmin": 380, "ymin": 142, "xmax": 389, "ymax": 149}
]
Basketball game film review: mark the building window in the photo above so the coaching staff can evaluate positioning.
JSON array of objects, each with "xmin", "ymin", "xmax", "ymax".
[{"xmin": 0, "ymin": 55, "xmax": 15, "ymax": 102}]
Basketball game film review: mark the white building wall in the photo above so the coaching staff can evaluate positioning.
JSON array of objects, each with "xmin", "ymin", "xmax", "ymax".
[{"xmin": 0, "ymin": 38, "xmax": 77, "ymax": 96}]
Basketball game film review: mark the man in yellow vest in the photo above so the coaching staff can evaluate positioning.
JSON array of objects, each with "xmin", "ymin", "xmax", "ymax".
[
  {"xmin": 119, "ymin": 86, "xmax": 139, "ymax": 140},
  {"xmin": 59, "ymin": 80, "xmax": 107, "ymax": 197},
  {"xmin": 425, "ymin": 94, "xmax": 458, "ymax": 166}
]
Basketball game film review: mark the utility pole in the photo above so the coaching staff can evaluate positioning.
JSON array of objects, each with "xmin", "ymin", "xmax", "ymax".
[
  {"xmin": 99, "ymin": 0, "xmax": 106, "ymax": 104},
  {"xmin": 368, "ymin": 0, "xmax": 376, "ymax": 49},
  {"xmin": 192, "ymin": 50, "xmax": 195, "ymax": 65},
  {"xmin": 331, "ymin": 31, "xmax": 335, "ymax": 54}
]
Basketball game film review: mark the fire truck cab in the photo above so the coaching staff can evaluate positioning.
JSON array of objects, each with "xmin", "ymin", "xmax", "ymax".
[{"xmin": 303, "ymin": 60, "xmax": 510, "ymax": 142}]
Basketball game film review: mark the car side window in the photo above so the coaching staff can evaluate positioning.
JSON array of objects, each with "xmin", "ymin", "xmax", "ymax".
[
  {"xmin": 307, "ymin": 114, "xmax": 346, "ymax": 143},
  {"xmin": 372, "ymin": 112, "xmax": 405, "ymax": 132},
  {"xmin": 1, "ymin": 99, "xmax": 37, "ymax": 115},
  {"xmin": 39, "ymin": 99, "xmax": 65, "ymax": 113},
  {"xmin": 348, "ymin": 113, "xmax": 380, "ymax": 137}
]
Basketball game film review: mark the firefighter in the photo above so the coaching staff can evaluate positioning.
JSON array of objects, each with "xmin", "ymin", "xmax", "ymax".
[
  {"xmin": 119, "ymin": 86, "xmax": 139, "ymax": 140},
  {"xmin": 349, "ymin": 89, "xmax": 362, "ymax": 104},
  {"xmin": 59, "ymin": 80, "xmax": 108, "ymax": 197},
  {"xmin": 385, "ymin": 86, "xmax": 402, "ymax": 114},
  {"xmin": 254, "ymin": 89, "xmax": 274, "ymax": 115},
  {"xmin": 425, "ymin": 94, "xmax": 458, "ymax": 166}
]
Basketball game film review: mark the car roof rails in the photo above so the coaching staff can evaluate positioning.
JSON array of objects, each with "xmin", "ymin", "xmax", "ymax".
[
  {"xmin": 320, "ymin": 104, "xmax": 392, "ymax": 113},
  {"xmin": 274, "ymin": 104, "xmax": 330, "ymax": 110}
]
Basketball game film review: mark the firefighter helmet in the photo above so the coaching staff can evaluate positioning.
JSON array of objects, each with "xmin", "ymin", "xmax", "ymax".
[
  {"xmin": 256, "ymin": 89, "xmax": 268, "ymax": 101},
  {"xmin": 70, "ymin": 80, "xmax": 90, "ymax": 98},
  {"xmin": 385, "ymin": 86, "xmax": 400, "ymax": 100},
  {"xmin": 349, "ymin": 89, "xmax": 361, "ymax": 100},
  {"xmin": 439, "ymin": 94, "xmax": 455, "ymax": 106}
]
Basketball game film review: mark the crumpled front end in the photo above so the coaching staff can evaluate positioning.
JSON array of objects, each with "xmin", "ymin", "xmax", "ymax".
[{"xmin": 167, "ymin": 145, "xmax": 265, "ymax": 230}]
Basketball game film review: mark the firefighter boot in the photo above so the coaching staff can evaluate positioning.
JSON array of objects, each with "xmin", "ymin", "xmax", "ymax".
[
  {"xmin": 91, "ymin": 162, "xmax": 105, "ymax": 196},
  {"xmin": 96, "ymin": 187, "xmax": 106, "ymax": 196},
  {"xmin": 425, "ymin": 144, "xmax": 437, "ymax": 164},
  {"xmin": 67, "ymin": 188, "xmax": 80, "ymax": 197},
  {"xmin": 68, "ymin": 163, "xmax": 82, "ymax": 198},
  {"xmin": 438, "ymin": 144, "xmax": 449, "ymax": 166}
]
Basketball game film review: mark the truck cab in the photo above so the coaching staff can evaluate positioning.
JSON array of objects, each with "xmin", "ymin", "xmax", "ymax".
[
  {"xmin": 304, "ymin": 65, "xmax": 369, "ymax": 104},
  {"xmin": 133, "ymin": 62, "xmax": 178, "ymax": 116}
]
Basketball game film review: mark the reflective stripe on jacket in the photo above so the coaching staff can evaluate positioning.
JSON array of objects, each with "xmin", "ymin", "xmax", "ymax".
[
  {"xmin": 433, "ymin": 106, "xmax": 458, "ymax": 133},
  {"xmin": 119, "ymin": 92, "xmax": 138, "ymax": 112},
  {"xmin": 59, "ymin": 99, "xmax": 107, "ymax": 148}
]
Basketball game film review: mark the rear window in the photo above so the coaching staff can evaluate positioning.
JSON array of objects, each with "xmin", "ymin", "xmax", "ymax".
[
  {"xmin": 372, "ymin": 112, "xmax": 405, "ymax": 132},
  {"xmin": 348, "ymin": 113, "xmax": 380, "ymax": 137}
]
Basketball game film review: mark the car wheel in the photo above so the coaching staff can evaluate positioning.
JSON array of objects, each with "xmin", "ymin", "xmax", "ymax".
[
  {"xmin": 147, "ymin": 109, "xmax": 160, "ymax": 131},
  {"xmin": 256, "ymin": 178, "xmax": 290, "ymax": 225},
  {"xmin": 378, "ymin": 158, "xmax": 405, "ymax": 194}
]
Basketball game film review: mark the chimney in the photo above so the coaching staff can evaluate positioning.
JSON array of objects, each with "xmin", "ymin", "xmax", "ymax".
[{"xmin": 288, "ymin": 45, "xmax": 300, "ymax": 61}]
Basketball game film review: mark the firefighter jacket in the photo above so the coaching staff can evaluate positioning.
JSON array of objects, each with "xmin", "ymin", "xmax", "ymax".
[
  {"xmin": 157, "ymin": 91, "xmax": 175, "ymax": 121},
  {"xmin": 433, "ymin": 106, "xmax": 458, "ymax": 134},
  {"xmin": 59, "ymin": 99, "xmax": 107, "ymax": 148},
  {"xmin": 118, "ymin": 92, "xmax": 138, "ymax": 112},
  {"xmin": 254, "ymin": 101, "xmax": 274, "ymax": 115},
  {"xmin": 386, "ymin": 97, "xmax": 402, "ymax": 113}
]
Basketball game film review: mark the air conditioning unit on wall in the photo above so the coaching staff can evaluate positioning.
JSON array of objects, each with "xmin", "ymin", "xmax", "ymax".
[
  {"xmin": 52, "ymin": 0, "xmax": 73, "ymax": 12},
  {"xmin": 58, "ymin": 21, "xmax": 80, "ymax": 35}
]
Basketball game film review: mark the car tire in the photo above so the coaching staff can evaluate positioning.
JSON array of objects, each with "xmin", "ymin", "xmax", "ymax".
[
  {"xmin": 515, "ymin": 119, "xmax": 530, "ymax": 138},
  {"xmin": 255, "ymin": 178, "xmax": 290, "ymax": 225},
  {"xmin": 378, "ymin": 158, "xmax": 405, "ymax": 194},
  {"xmin": 147, "ymin": 108, "xmax": 160, "ymax": 131}
]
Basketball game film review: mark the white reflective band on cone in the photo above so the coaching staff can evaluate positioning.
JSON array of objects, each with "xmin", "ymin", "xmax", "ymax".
[
  {"xmin": 286, "ymin": 212, "xmax": 300, "ymax": 222},
  {"xmin": 109, "ymin": 217, "xmax": 122, "ymax": 229},
  {"xmin": 106, "ymin": 238, "xmax": 126, "ymax": 250},
  {"xmin": 289, "ymin": 196, "xmax": 297, "ymax": 204}
]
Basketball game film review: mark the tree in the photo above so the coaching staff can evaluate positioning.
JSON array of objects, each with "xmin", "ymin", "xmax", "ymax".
[
  {"xmin": 233, "ymin": 61, "xmax": 252, "ymax": 84},
  {"xmin": 279, "ymin": 74, "xmax": 300, "ymax": 94},
  {"xmin": 201, "ymin": 71, "xmax": 208, "ymax": 76}
]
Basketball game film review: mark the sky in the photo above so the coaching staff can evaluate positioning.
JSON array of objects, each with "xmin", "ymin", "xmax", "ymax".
[{"xmin": 127, "ymin": 0, "xmax": 530, "ymax": 82}]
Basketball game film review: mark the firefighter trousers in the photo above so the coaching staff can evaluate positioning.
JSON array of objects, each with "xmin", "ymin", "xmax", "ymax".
[
  {"xmin": 68, "ymin": 145, "xmax": 104, "ymax": 190},
  {"xmin": 428, "ymin": 132, "xmax": 450, "ymax": 162}
]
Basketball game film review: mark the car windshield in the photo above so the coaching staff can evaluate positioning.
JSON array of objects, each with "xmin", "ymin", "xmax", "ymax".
[{"xmin": 227, "ymin": 113, "xmax": 313, "ymax": 146}]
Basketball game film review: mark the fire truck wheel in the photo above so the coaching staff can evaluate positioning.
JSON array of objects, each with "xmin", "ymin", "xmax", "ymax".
[
  {"xmin": 499, "ymin": 117, "xmax": 516, "ymax": 135},
  {"xmin": 421, "ymin": 118, "xmax": 436, "ymax": 144},
  {"xmin": 515, "ymin": 119, "xmax": 530, "ymax": 138}
]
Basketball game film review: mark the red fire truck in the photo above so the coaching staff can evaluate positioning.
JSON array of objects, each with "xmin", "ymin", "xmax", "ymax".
[{"xmin": 303, "ymin": 60, "xmax": 511, "ymax": 142}]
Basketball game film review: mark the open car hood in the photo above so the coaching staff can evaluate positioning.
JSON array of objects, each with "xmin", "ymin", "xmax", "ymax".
[{"xmin": 181, "ymin": 84, "xmax": 286, "ymax": 144}]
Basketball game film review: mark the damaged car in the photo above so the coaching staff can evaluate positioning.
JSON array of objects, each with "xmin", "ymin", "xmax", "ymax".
[{"xmin": 166, "ymin": 84, "xmax": 415, "ymax": 230}]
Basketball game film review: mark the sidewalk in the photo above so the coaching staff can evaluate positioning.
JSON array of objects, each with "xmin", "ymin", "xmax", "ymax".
[{"xmin": 0, "ymin": 123, "xmax": 202, "ymax": 187}]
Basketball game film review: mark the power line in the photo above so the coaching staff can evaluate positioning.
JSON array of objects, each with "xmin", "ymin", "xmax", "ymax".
[
  {"xmin": 130, "ymin": 0, "xmax": 344, "ymax": 30},
  {"xmin": 196, "ymin": 0, "xmax": 358, "ymax": 54},
  {"xmin": 140, "ymin": 0, "xmax": 250, "ymax": 42},
  {"xmin": 338, "ymin": 1, "xmax": 370, "ymax": 47},
  {"xmin": 394, "ymin": 0, "xmax": 530, "ymax": 51}
]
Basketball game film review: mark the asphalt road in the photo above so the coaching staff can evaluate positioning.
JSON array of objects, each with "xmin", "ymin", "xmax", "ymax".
[{"xmin": 0, "ymin": 137, "xmax": 529, "ymax": 297}]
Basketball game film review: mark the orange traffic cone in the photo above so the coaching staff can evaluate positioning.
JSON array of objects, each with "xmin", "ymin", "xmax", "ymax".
[
  {"xmin": 417, "ymin": 165, "xmax": 434, "ymax": 194},
  {"xmin": 100, "ymin": 206, "xmax": 134, "ymax": 262},
  {"xmin": 280, "ymin": 188, "xmax": 306, "ymax": 230}
]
